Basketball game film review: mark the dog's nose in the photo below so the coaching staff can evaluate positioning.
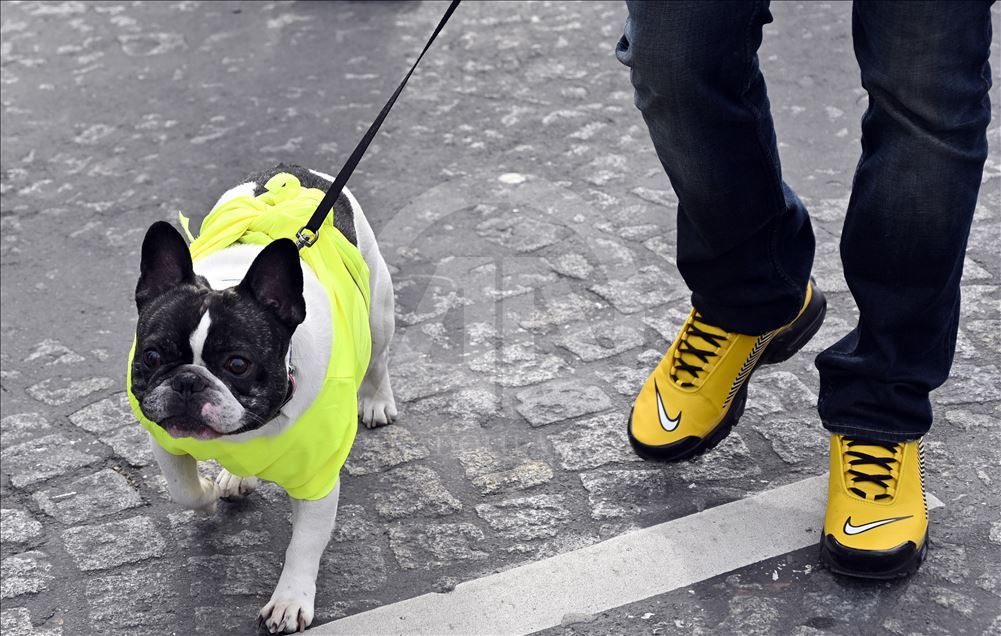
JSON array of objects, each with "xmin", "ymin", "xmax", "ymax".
[{"xmin": 172, "ymin": 371, "xmax": 206, "ymax": 397}]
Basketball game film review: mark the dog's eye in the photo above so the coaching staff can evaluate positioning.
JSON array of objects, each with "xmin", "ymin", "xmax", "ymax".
[
  {"xmin": 224, "ymin": 356, "xmax": 251, "ymax": 376},
  {"xmin": 142, "ymin": 348, "xmax": 161, "ymax": 369}
]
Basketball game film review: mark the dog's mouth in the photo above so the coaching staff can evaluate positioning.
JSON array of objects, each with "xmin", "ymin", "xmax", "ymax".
[{"xmin": 159, "ymin": 416, "xmax": 223, "ymax": 441}]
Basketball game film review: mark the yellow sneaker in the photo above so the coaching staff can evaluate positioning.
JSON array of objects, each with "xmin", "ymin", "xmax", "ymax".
[
  {"xmin": 820, "ymin": 434, "xmax": 929, "ymax": 578},
  {"xmin": 628, "ymin": 281, "xmax": 826, "ymax": 462}
]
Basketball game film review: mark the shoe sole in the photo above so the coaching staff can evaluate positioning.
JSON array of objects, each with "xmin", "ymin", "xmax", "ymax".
[
  {"xmin": 819, "ymin": 531, "xmax": 928, "ymax": 579},
  {"xmin": 628, "ymin": 283, "xmax": 828, "ymax": 463}
]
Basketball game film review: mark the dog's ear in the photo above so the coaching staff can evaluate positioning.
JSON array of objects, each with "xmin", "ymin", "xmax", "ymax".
[
  {"xmin": 136, "ymin": 221, "xmax": 195, "ymax": 313},
  {"xmin": 238, "ymin": 239, "xmax": 306, "ymax": 329}
]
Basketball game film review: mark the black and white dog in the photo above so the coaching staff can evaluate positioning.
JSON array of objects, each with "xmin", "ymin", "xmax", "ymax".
[{"xmin": 129, "ymin": 165, "xmax": 396, "ymax": 633}]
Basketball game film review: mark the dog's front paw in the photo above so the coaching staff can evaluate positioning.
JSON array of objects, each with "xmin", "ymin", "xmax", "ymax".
[
  {"xmin": 215, "ymin": 468, "xmax": 259, "ymax": 501},
  {"xmin": 173, "ymin": 476, "xmax": 220, "ymax": 513},
  {"xmin": 258, "ymin": 590, "xmax": 314, "ymax": 634},
  {"xmin": 358, "ymin": 383, "xmax": 397, "ymax": 429}
]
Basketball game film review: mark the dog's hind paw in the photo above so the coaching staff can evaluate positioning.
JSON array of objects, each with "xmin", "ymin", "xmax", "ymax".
[
  {"xmin": 358, "ymin": 395, "xmax": 397, "ymax": 429},
  {"xmin": 358, "ymin": 382, "xmax": 397, "ymax": 429},
  {"xmin": 215, "ymin": 468, "xmax": 258, "ymax": 501},
  {"xmin": 358, "ymin": 365, "xmax": 397, "ymax": 429},
  {"xmin": 258, "ymin": 594, "xmax": 313, "ymax": 634}
]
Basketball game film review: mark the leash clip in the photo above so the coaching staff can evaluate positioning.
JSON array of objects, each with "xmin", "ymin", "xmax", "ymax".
[{"xmin": 295, "ymin": 226, "xmax": 319, "ymax": 249}]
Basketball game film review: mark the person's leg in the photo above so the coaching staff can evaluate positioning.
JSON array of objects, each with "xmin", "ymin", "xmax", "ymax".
[
  {"xmin": 616, "ymin": 0, "xmax": 815, "ymax": 335},
  {"xmin": 816, "ymin": 0, "xmax": 993, "ymax": 442},
  {"xmin": 818, "ymin": 0, "xmax": 992, "ymax": 580},
  {"xmin": 618, "ymin": 1, "xmax": 827, "ymax": 463}
]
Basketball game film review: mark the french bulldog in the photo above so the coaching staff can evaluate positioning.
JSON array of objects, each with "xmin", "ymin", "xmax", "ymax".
[{"xmin": 129, "ymin": 164, "xmax": 397, "ymax": 633}]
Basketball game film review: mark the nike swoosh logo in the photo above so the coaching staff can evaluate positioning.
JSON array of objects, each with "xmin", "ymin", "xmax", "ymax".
[
  {"xmin": 654, "ymin": 380, "xmax": 681, "ymax": 432},
  {"xmin": 843, "ymin": 515, "xmax": 913, "ymax": 535}
]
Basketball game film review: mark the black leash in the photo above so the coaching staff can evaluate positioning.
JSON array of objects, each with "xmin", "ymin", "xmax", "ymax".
[{"xmin": 296, "ymin": 0, "xmax": 462, "ymax": 249}]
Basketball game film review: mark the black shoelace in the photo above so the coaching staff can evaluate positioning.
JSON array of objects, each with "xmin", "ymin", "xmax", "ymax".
[
  {"xmin": 844, "ymin": 438, "xmax": 900, "ymax": 500},
  {"xmin": 671, "ymin": 314, "xmax": 729, "ymax": 387}
]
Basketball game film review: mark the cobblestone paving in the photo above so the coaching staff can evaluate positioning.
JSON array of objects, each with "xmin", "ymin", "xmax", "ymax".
[{"xmin": 1, "ymin": 1, "xmax": 999, "ymax": 634}]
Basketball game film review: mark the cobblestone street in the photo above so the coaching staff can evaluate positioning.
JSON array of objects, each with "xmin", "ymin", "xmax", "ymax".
[{"xmin": 1, "ymin": 1, "xmax": 999, "ymax": 634}]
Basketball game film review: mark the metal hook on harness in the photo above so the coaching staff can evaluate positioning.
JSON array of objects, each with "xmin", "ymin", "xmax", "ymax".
[{"xmin": 295, "ymin": 226, "xmax": 319, "ymax": 249}]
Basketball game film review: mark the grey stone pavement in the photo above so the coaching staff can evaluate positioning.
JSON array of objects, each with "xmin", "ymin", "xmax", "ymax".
[{"xmin": 1, "ymin": 1, "xmax": 999, "ymax": 634}]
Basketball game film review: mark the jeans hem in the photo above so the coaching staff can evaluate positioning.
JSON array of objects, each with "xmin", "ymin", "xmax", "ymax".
[{"xmin": 820, "ymin": 418, "xmax": 926, "ymax": 443}]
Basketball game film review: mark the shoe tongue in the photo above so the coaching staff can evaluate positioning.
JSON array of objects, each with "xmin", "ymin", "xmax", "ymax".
[
  {"xmin": 851, "ymin": 440, "xmax": 897, "ymax": 458},
  {"xmin": 689, "ymin": 321, "xmax": 722, "ymax": 348},
  {"xmin": 845, "ymin": 439, "xmax": 899, "ymax": 499},
  {"xmin": 672, "ymin": 318, "xmax": 726, "ymax": 384}
]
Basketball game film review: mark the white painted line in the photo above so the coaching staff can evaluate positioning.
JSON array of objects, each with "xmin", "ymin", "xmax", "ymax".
[{"xmin": 316, "ymin": 474, "xmax": 944, "ymax": 636}]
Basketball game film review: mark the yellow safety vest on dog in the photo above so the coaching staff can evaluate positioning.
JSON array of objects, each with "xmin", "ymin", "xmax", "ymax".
[{"xmin": 127, "ymin": 173, "xmax": 371, "ymax": 500}]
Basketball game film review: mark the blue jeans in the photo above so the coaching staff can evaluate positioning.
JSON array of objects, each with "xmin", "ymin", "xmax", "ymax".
[{"xmin": 616, "ymin": 1, "xmax": 993, "ymax": 442}]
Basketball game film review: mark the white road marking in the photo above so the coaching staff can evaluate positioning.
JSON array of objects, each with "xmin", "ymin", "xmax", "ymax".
[{"xmin": 315, "ymin": 474, "xmax": 943, "ymax": 636}]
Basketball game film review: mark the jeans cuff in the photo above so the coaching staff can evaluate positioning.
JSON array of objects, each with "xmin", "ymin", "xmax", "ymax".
[{"xmin": 820, "ymin": 419, "xmax": 926, "ymax": 443}]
